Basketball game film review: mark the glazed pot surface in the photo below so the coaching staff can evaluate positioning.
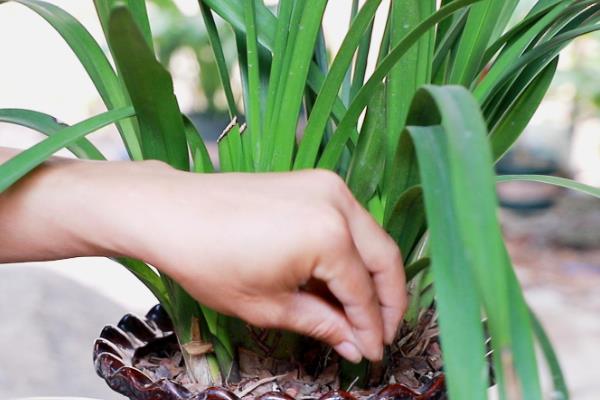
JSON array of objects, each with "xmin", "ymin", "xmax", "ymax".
[{"xmin": 13, "ymin": 398, "xmax": 103, "ymax": 400}]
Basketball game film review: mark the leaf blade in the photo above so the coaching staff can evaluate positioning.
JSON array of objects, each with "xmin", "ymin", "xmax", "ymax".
[{"xmin": 108, "ymin": 6, "xmax": 189, "ymax": 170}]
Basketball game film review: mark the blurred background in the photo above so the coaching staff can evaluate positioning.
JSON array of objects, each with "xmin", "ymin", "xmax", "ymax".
[{"xmin": 0, "ymin": 1, "xmax": 598, "ymax": 399}]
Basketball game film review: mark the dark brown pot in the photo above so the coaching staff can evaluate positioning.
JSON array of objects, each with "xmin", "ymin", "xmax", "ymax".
[{"xmin": 93, "ymin": 305, "xmax": 446, "ymax": 400}]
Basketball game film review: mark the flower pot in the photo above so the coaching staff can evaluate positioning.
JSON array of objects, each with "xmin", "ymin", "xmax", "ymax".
[
  {"xmin": 496, "ymin": 149, "xmax": 563, "ymax": 212},
  {"xmin": 93, "ymin": 305, "xmax": 446, "ymax": 400}
]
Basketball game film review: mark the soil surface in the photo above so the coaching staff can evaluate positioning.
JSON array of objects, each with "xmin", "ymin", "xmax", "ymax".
[{"xmin": 132, "ymin": 310, "xmax": 445, "ymax": 399}]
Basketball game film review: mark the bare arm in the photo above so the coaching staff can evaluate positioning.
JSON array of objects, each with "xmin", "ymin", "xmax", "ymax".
[{"xmin": 0, "ymin": 146, "xmax": 407, "ymax": 363}]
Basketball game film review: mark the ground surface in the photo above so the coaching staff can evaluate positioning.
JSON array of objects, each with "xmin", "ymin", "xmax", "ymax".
[
  {"xmin": 0, "ymin": 193, "xmax": 598, "ymax": 399},
  {"xmin": 502, "ymin": 193, "xmax": 600, "ymax": 400},
  {"xmin": 0, "ymin": 267, "xmax": 127, "ymax": 400}
]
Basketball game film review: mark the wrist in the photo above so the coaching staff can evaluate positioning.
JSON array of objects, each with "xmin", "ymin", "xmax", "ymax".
[
  {"xmin": 65, "ymin": 159, "xmax": 177, "ymax": 261},
  {"xmin": 0, "ymin": 156, "xmax": 114, "ymax": 261}
]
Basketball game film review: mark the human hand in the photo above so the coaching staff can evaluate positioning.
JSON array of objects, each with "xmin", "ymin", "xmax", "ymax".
[
  {"xmin": 0, "ymin": 155, "xmax": 407, "ymax": 363},
  {"xmin": 115, "ymin": 164, "xmax": 407, "ymax": 363}
]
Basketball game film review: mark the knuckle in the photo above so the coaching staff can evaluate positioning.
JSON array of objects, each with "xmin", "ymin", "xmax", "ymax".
[
  {"xmin": 389, "ymin": 244, "xmax": 403, "ymax": 270},
  {"xmin": 244, "ymin": 302, "xmax": 286, "ymax": 329},
  {"xmin": 372, "ymin": 241, "xmax": 403, "ymax": 275},
  {"xmin": 399, "ymin": 291, "xmax": 409, "ymax": 315},
  {"xmin": 316, "ymin": 210, "xmax": 351, "ymax": 248},
  {"xmin": 142, "ymin": 159, "xmax": 171, "ymax": 170},
  {"xmin": 307, "ymin": 319, "xmax": 342, "ymax": 344},
  {"xmin": 313, "ymin": 169, "xmax": 352, "ymax": 200}
]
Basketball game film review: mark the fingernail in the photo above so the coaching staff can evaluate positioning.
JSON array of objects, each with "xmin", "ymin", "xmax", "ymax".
[{"xmin": 335, "ymin": 341, "xmax": 362, "ymax": 363}]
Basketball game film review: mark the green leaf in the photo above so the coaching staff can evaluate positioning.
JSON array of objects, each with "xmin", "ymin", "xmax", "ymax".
[
  {"xmin": 199, "ymin": 0, "xmax": 238, "ymax": 117},
  {"xmin": 476, "ymin": 23, "xmax": 600, "ymax": 105},
  {"xmin": 341, "ymin": 0, "xmax": 360, "ymax": 105},
  {"xmin": 269, "ymin": 0, "xmax": 328, "ymax": 171},
  {"xmin": 183, "ymin": 115, "xmax": 215, "ymax": 174},
  {"xmin": 346, "ymin": 84, "xmax": 386, "ymax": 207},
  {"xmin": 382, "ymin": 128, "xmax": 420, "ymax": 222},
  {"xmin": 94, "ymin": 0, "xmax": 153, "ymax": 51},
  {"xmin": 202, "ymin": 0, "xmax": 350, "ymax": 141},
  {"xmin": 448, "ymin": 0, "xmax": 519, "ymax": 85},
  {"xmin": 263, "ymin": 0, "xmax": 294, "ymax": 139},
  {"xmin": 386, "ymin": 0, "xmax": 435, "ymax": 163},
  {"xmin": 318, "ymin": 0, "xmax": 482, "ymax": 170},
  {"xmin": 474, "ymin": 2, "xmax": 568, "ymax": 104},
  {"xmin": 294, "ymin": 0, "xmax": 383, "ymax": 170},
  {"xmin": 405, "ymin": 257, "xmax": 430, "ymax": 282},
  {"xmin": 108, "ymin": 6, "xmax": 189, "ymax": 170},
  {"xmin": 385, "ymin": 186, "xmax": 426, "ymax": 261},
  {"xmin": 0, "ymin": 107, "xmax": 134, "ymax": 192},
  {"xmin": 243, "ymin": 0, "xmax": 262, "ymax": 166},
  {"xmin": 490, "ymin": 57, "xmax": 558, "ymax": 160},
  {"xmin": 10, "ymin": 0, "xmax": 142, "ymax": 160},
  {"xmin": 115, "ymin": 257, "xmax": 171, "ymax": 314},
  {"xmin": 407, "ymin": 125, "xmax": 489, "ymax": 400},
  {"xmin": 350, "ymin": 19, "xmax": 375, "ymax": 100},
  {"xmin": 432, "ymin": 8, "xmax": 469, "ymax": 84},
  {"xmin": 497, "ymin": 175, "xmax": 600, "ymax": 198},
  {"xmin": 481, "ymin": 0, "xmax": 568, "ymax": 69},
  {"xmin": 405, "ymin": 85, "xmax": 544, "ymax": 400},
  {"xmin": 217, "ymin": 121, "xmax": 244, "ymax": 172},
  {"xmin": 0, "ymin": 109, "xmax": 105, "ymax": 160},
  {"xmin": 530, "ymin": 310, "xmax": 569, "ymax": 399}
]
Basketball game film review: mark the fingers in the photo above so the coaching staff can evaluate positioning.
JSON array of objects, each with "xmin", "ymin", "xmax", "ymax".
[
  {"xmin": 342, "ymin": 204, "xmax": 407, "ymax": 344},
  {"xmin": 312, "ymin": 170, "xmax": 407, "ymax": 344},
  {"xmin": 282, "ymin": 292, "xmax": 363, "ymax": 363},
  {"xmin": 312, "ymin": 226, "xmax": 384, "ymax": 362}
]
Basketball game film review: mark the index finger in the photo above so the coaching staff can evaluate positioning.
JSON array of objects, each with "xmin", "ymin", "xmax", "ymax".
[
  {"xmin": 313, "ymin": 230, "xmax": 384, "ymax": 362},
  {"xmin": 337, "ymin": 195, "xmax": 407, "ymax": 344}
]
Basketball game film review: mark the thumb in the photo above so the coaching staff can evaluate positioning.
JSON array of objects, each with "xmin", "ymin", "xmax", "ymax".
[{"xmin": 281, "ymin": 292, "xmax": 363, "ymax": 363}]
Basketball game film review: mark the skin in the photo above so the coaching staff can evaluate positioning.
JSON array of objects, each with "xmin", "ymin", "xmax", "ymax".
[{"xmin": 0, "ymin": 147, "xmax": 407, "ymax": 363}]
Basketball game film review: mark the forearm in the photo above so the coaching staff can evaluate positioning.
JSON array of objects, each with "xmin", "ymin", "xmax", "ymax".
[{"xmin": 0, "ymin": 147, "xmax": 138, "ymax": 263}]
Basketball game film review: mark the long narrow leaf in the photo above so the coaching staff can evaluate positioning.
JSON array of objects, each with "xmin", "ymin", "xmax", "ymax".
[
  {"xmin": 406, "ymin": 85, "xmax": 544, "ymax": 400},
  {"xmin": 10, "ymin": 0, "xmax": 142, "ymax": 160},
  {"xmin": 0, "ymin": 107, "xmax": 134, "ymax": 192},
  {"xmin": 108, "ymin": 6, "xmax": 189, "ymax": 170},
  {"xmin": 295, "ymin": 0, "xmax": 383, "ymax": 170},
  {"xmin": 497, "ymin": 175, "xmax": 600, "ymax": 198},
  {"xmin": 448, "ymin": 0, "xmax": 519, "ymax": 85},
  {"xmin": 530, "ymin": 310, "xmax": 569, "ymax": 399},
  {"xmin": 318, "ymin": 0, "xmax": 482, "ymax": 170},
  {"xmin": 490, "ymin": 57, "xmax": 558, "ymax": 160},
  {"xmin": 94, "ymin": 0, "xmax": 153, "ymax": 50},
  {"xmin": 116, "ymin": 257, "xmax": 171, "ymax": 314},
  {"xmin": 269, "ymin": 0, "xmax": 328, "ymax": 171},
  {"xmin": 198, "ymin": 0, "xmax": 238, "ymax": 117},
  {"xmin": 407, "ymin": 126, "xmax": 489, "ymax": 400},
  {"xmin": 243, "ymin": 0, "xmax": 262, "ymax": 166},
  {"xmin": 183, "ymin": 115, "xmax": 215, "ymax": 173},
  {"xmin": 202, "ymin": 0, "xmax": 350, "ymax": 134},
  {"xmin": 346, "ymin": 84, "xmax": 386, "ymax": 206},
  {"xmin": 386, "ymin": 0, "xmax": 435, "ymax": 163},
  {"xmin": 385, "ymin": 186, "xmax": 426, "ymax": 260},
  {"xmin": 0, "ymin": 109, "xmax": 105, "ymax": 160}
]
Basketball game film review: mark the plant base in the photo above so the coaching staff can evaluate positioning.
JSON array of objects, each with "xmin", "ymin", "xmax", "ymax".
[{"xmin": 93, "ymin": 305, "xmax": 446, "ymax": 400}]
